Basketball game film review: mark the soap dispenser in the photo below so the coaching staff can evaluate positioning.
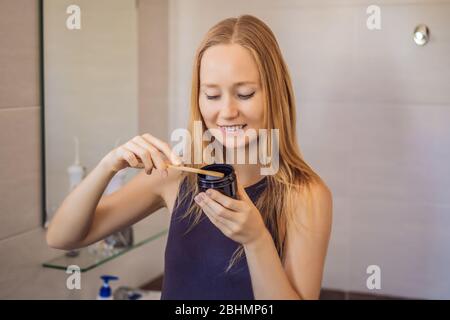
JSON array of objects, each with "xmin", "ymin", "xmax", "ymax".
[{"xmin": 97, "ymin": 275, "xmax": 119, "ymax": 300}]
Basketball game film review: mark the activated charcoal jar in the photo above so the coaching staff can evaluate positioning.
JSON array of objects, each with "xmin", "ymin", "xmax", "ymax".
[{"xmin": 197, "ymin": 164, "xmax": 237, "ymax": 199}]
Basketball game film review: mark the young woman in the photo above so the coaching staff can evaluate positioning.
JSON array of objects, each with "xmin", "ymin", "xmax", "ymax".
[{"xmin": 47, "ymin": 15, "xmax": 332, "ymax": 300}]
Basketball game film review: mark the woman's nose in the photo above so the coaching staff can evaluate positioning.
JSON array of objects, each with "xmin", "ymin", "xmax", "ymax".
[{"xmin": 219, "ymin": 97, "xmax": 239, "ymax": 119}]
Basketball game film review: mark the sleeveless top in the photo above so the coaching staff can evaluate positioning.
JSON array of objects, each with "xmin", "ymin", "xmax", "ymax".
[{"xmin": 161, "ymin": 175, "xmax": 269, "ymax": 300}]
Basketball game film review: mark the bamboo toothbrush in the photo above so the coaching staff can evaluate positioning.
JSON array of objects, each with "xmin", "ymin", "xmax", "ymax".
[
  {"xmin": 166, "ymin": 164, "xmax": 224, "ymax": 178},
  {"xmin": 135, "ymin": 161, "xmax": 224, "ymax": 178}
]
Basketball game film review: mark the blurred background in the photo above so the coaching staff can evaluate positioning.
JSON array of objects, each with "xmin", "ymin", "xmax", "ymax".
[{"xmin": 0, "ymin": 0, "xmax": 449, "ymax": 299}]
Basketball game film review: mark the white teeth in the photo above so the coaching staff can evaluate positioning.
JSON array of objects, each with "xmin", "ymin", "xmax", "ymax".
[{"xmin": 220, "ymin": 125, "xmax": 245, "ymax": 133}]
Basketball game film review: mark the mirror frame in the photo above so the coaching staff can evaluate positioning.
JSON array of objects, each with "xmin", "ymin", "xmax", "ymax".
[{"xmin": 39, "ymin": 0, "xmax": 47, "ymax": 227}]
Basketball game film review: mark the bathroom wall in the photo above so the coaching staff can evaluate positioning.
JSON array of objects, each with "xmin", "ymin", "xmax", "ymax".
[
  {"xmin": 167, "ymin": 0, "xmax": 450, "ymax": 299},
  {"xmin": 43, "ymin": 0, "xmax": 139, "ymax": 221},
  {"xmin": 1, "ymin": 0, "xmax": 449, "ymax": 300},
  {"xmin": 0, "ymin": 0, "xmax": 169, "ymax": 298}
]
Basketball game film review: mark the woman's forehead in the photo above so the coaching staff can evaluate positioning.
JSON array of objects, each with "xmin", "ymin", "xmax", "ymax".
[{"xmin": 200, "ymin": 44, "xmax": 260, "ymax": 85}]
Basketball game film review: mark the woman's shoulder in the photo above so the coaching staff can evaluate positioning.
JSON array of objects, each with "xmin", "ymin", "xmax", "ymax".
[
  {"xmin": 294, "ymin": 177, "xmax": 332, "ymax": 203},
  {"xmin": 305, "ymin": 179, "xmax": 332, "ymax": 202},
  {"xmin": 290, "ymin": 178, "xmax": 333, "ymax": 232}
]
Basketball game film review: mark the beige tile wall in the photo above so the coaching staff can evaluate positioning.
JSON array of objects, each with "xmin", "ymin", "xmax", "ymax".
[
  {"xmin": 0, "ymin": 0, "xmax": 170, "ymax": 299},
  {"xmin": 167, "ymin": 0, "xmax": 450, "ymax": 299},
  {"xmin": 138, "ymin": 0, "xmax": 169, "ymax": 139},
  {"xmin": 0, "ymin": 0, "xmax": 40, "ymax": 109}
]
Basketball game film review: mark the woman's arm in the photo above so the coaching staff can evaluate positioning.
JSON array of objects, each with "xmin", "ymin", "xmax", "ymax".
[
  {"xmin": 244, "ymin": 181, "xmax": 333, "ymax": 299},
  {"xmin": 46, "ymin": 158, "xmax": 169, "ymax": 250},
  {"xmin": 46, "ymin": 133, "xmax": 182, "ymax": 250},
  {"xmin": 46, "ymin": 158, "xmax": 118, "ymax": 249}
]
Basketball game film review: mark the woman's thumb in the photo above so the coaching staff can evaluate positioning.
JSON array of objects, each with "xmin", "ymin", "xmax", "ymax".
[{"xmin": 235, "ymin": 175, "xmax": 250, "ymax": 201}]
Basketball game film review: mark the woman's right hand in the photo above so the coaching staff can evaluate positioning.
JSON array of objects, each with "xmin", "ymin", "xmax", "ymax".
[{"xmin": 101, "ymin": 133, "xmax": 183, "ymax": 176}]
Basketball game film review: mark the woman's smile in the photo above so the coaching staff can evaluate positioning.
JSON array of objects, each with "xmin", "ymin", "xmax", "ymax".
[{"xmin": 218, "ymin": 123, "xmax": 247, "ymax": 135}]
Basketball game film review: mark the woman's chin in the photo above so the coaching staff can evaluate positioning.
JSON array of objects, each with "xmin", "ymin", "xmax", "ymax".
[
  {"xmin": 224, "ymin": 141, "xmax": 247, "ymax": 149},
  {"xmin": 223, "ymin": 138, "xmax": 253, "ymax": 150},
  {"xmin": 215, "ymin": 135, "xmax": 258, "ymax": 149}
]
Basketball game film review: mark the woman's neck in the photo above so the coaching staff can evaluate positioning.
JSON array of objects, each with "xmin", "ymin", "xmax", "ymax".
[
  {"xmin": 232, "ymin": 163, "xmax": 264, "ymax": 188},
  {"xmin": 221, "ymin": 143, "xmax": 265, "ymax": 187}
]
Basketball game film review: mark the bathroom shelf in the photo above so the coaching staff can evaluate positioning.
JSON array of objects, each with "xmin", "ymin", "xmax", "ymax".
[{"xmin": 42, "ymin": 229, "xmax": 168, "ymax": 272}]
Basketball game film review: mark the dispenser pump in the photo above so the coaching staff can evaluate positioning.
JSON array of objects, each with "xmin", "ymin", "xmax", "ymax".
[
  {"xmin": 98, "ymin": 275, "xmax": 119, "ymax": 300},
  {"xmin": 74, "ymin": 136, "xmax": 80, "ymax": 166}
]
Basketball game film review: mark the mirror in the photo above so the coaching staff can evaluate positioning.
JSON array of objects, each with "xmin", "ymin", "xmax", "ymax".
[{"xmin": 42, "ymin": 0, "xmax": 139, "ymax": 225}]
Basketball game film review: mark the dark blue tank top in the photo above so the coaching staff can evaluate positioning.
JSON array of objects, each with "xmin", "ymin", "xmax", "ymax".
[{"xmin": 161, "ymin": 175, "xmax": 268, "ymax": 300}]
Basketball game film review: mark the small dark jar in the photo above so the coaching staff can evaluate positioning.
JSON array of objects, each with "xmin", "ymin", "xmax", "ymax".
[{"xmin": 197, "ymin": 164, "xmax": 237, "ymax": 199}]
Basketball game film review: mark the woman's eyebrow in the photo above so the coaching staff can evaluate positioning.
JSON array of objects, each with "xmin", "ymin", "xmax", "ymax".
[
  {"xmin": 200, "ymin": 81, "xmax": 258, "ymax": 88},
  {"xmin": 200, "ymin": 83, "xmax": 220, "ymax": 88},
  {"xmin": 234, "ymin": 81, "xmax": 258, "ymax": 86}
]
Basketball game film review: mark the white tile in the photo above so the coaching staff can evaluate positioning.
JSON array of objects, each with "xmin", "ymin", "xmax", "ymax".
[
  {"xmin": 348, "ymin": 103, "xmax": 450, "ymax": 206},
  {"xmin": 299, "ymin": 102, "xmax": 356, "ymax": 198},
  {"xmin": 347, "ymin": 198, "xmax": 450, "ymax": 299},
  {"xmin": 353, "ymin": 3, "xmax": 450, "ymax": 105}
]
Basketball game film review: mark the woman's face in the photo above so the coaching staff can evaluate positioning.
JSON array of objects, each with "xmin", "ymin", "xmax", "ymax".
[{"xmin": 199, "ymin": 43, "xmax": 264, "ymax": 150}]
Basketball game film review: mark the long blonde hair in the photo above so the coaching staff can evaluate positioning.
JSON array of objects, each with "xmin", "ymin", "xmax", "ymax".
[{"xmin": 175, "ymin": 14, "xmax": 324, "ymax": 272}]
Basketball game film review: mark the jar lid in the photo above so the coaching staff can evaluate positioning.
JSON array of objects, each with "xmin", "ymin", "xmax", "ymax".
[{"xmin": 197, "ymin": 164, "xmax": 236, "ymax": 188}]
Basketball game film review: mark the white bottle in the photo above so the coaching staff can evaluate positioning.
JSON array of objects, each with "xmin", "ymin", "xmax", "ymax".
[{"xmin": 67, "ymin": 136, "xmax": 86, "ymax": 191}]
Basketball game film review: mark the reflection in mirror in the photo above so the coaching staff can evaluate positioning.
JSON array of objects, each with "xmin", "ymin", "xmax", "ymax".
[{"xmin": 43, "ymin": 0, "xmax": 139, "ymax": 225}]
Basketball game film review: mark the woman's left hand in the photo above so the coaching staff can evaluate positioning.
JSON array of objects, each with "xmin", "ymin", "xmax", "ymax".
[{"xmin": 194, "ymin": 176, "xmax": 269, "ymax": 246}]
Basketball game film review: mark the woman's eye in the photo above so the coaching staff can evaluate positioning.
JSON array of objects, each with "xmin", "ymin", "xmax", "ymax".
[
  {"xmin": 206, "ymin": 94, "xmax": 220, "ymax": 100},
  {"xmin": 238, "ymin": 92, "xmax": 255, "ymax": 100}
]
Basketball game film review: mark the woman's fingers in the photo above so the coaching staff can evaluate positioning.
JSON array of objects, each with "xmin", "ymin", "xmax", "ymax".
[
  {"xmin": 142, "ymin": 133, "xmax": 182, "ymax": 166},
  {"xmin": 105, "ymin": 133, "xmax": 180, "ymax": 176},
  {"xmin": 126, "ymin": 133, "xmax": 182, "ymax": 177},
  {"xmin": 132, "ymin": 136, "xmax": 167, "ymax": 175},
  {"xmin": 204, "ymin": 189, "xmax": 245, "ymax": 212},
  {"xmin": 197, "ymin": 197, "xmax": 234, "ymax": 235},
  {"xmin": 118, "ymin": 146, "xmax": 141, "ymax": 168},
  {"xmin": 124, "ymin": 141, "xmax": 154, "ymax": 174},
  {"xmin": 195, "ymin": 193, "xmax": 237, "ymax": 230},
  {"xmin": 203, "ymin": 194, "xmax": 234, "ymax": 220}
]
